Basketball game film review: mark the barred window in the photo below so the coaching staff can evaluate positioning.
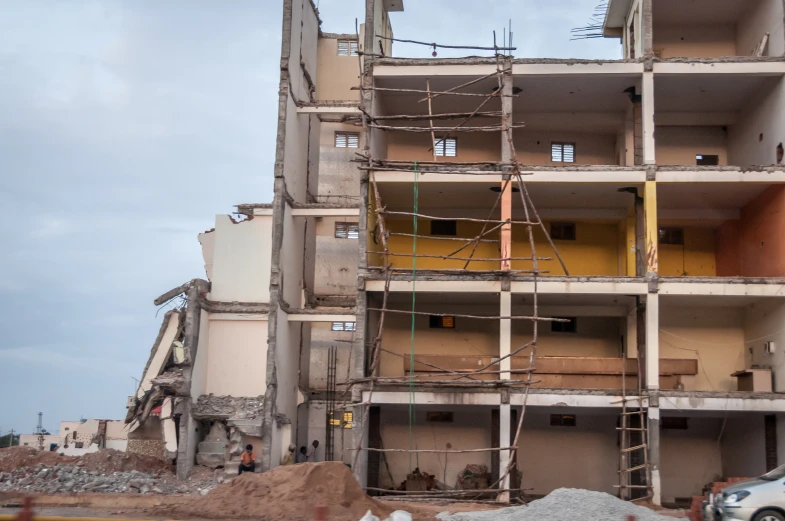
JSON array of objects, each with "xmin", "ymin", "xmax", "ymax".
[
  {"xmin": 335, "ymin": 222, "xmax": 359, "ymax": 239},
  {"xmin": 331, "ymin": 322, "xmax": 356, "ymax": 332},
  {"xmin": 434, "ymin": 137, "xmax": 457, "ymax": 157},
  {"xmin": 335, "ymin": 132, "xmax": 359, "ymax": 148},
  {"xmin": 551, "ymin": 142, "xmax": 575, "ymax": 163},
  {"xmin": 337, "ymin": 40, "xmax": 359, "ymax": 56}
]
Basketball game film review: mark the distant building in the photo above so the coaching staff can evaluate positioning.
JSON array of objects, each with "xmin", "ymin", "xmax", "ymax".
[{"xmin": 19, "ymin": 419, "xmax": 128, "ymax": 455}]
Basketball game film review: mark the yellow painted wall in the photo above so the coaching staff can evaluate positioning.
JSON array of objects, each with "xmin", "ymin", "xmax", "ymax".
[
  {"xmin": 659, "ymin": 227, "xmax": 716, "ymax": 277},
  {"xmin": 316, "ymin": 38, "xmax": 360, "ymax": 101},
  {"xmin": 371, "ymin": 219, "xmax": 500, "ymax": 271},
  {"xmin": 370, "ymin": 219, "xmax": 627, "ymax": 276},
  {"xmin": 511, "ymin": 221, "xmax": 623, "ymax": 276},
  {"xmin": 658, "ymin": 306, "xmax": 745, "ymax": 391}
]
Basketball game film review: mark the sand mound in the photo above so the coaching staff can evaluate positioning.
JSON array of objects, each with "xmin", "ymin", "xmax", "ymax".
[
  {"xmin": 169, "ymin": 462, "xmax": 393, "ymax": 521},
  {"xmin": 0, "ymin": 447, "xmax": 172, "ymax": 475}
]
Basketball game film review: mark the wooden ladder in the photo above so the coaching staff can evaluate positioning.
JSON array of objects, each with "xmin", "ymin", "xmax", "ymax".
[{"xmin": 616, "ymin": 353, "xmax": 652, "ymax": 501}]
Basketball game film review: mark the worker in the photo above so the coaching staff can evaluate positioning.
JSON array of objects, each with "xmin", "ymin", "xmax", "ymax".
[
  {"xmin": 296, "ymin": 446, "xmax": 308, "ymax": 463},
  {"xmin": 307, "ymin": 439, "xmax": 320, "ymax": 462},
  {"xmin": 281, "ymin": 444, "xmax": 296, "ymax": 466},
  {"xmin": 238, "ymin": 444, "xmax": 256, "ymax": 475}
]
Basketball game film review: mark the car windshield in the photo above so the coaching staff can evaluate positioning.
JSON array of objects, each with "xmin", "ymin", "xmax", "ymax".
[{"xmin": 760, "ymin": 464, "xmax": 785, "ymax": 481}]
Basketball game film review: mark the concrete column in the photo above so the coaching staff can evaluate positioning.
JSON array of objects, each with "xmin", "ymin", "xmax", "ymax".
[
  {"xmin": 351, "ymin": 402, "xmax": 369, "ymax": 486},
  {"xmin": 645, "ymin": 293, "xmax": 659, "ymax": 391},
  {"xmin": 648, "ymin": 404, "xmax": 662, "ymax": 505},
  {"xmin": 641, "ymin": 0, "xmax": 653, "ymax": 57},
  {"xmin": 641, "ymin": 72, "xmax": 656, "ymax": 165},
  {"xmin": 500, "ymin": 59, "xmax": 513, "ymax": 270},
  {"xmin": 644, "ymin": 181, "xmax": 658, "ymax": 276},
  {"xmin": 499, "ymin": 403, "xmax": 511, "ymax": 501},
  {"xmin": 626, "ymin": 306, "xmax": 638, "ymax": 358}
]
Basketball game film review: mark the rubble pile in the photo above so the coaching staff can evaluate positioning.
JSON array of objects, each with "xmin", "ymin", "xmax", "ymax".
[{"xmin": 163, "ymin": 462, "xmax": 392, "ymax": 521}]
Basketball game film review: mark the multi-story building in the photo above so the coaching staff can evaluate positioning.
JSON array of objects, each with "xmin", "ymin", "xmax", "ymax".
[{"xmin": 130, "ymin": 0, "xmax": 785, "ymax": 507}]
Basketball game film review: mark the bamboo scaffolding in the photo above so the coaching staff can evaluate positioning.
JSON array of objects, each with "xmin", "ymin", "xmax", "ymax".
[
  {"xmin": 367, "ymin": 309, "xmax": 567, "ymax": 322},
  {"xmin": 362, "ymin": 111, "xmax": 504, "ymax": 121},
  {"xmin": 417, "ymin": 69, "xmax": 511, "ymax": 103},
  {"xmin": 387, "ymin": 232, "xmax": 499, "ymax": 243},
  {"xmin": 366, "ymin": 252, "xmax": 550, "ymax": 263},
  {"xmin": 379, "ymin": 210, "xmax": 538, "ymax": 226},
  {"xmin": 369, "ymin": 123, "xmax": 526, "ymax": 132},
  {"xmin": 354, "ymin": 86, "xmax": 517, "ymax": 98}
]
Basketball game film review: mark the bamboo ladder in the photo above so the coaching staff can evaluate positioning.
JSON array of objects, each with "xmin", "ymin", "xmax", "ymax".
[{"xmin": 617, "ymin": 343, "xmax": 652, "ymax": 501}]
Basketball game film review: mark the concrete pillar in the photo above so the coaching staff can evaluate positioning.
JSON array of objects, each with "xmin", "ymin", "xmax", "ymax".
[
  {"xmin": 626, "ymin": 306, "xmax": 638, "ymax": 358},
  {"xmin": 644, "ymin": 181, "xmax": 658, "ymax": 276},
  {"xmin": 641, "ymin": 72, "xmax": 656, "ymax": 165},
  {"xmin": 351, "ymin": 401, "xmax": 369, "ymax": 486},
  {"xmin": 499, "ymin": 403, "xmax": 511, "ymax": 501},
  {"xmin": 645, "ymin": 293, "xmax": 659, "ymax": 391},
  {"xmin": 641, "ymin": 0, "xmax": 653, "ymax": 57},
  {"xmin": 648, "ymin": 404, "xmax": 662, "ymax": 505},
  {"xmin": 500, "ymin": 59, "xmax": 513, "ymax": 270}
]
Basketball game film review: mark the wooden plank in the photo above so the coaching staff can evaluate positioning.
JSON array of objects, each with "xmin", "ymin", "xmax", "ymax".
[{"xmin": 403, "ymin": 355, "xmax": 697, "ymax": 376}]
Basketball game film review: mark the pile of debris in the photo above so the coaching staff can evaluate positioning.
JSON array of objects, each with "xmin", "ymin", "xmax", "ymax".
[
  {"xmin": 161, "ymin": 462, "xmax": 393, "ymax": 521},
  {"xmin": 436, "ymin": 488, "xmax": 679, "ymax": 521},
  {"xmin": 0, "ymin": 447, "xmax": 172, "ymax": 474}
]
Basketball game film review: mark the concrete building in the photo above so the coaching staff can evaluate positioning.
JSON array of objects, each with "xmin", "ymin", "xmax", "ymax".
[
  {"xmin": 129, "ymin": 0, "xmax": 785, "ymax": 506},
  {"xmin": 19, "ymin": 419, "xmax": 128, "ymax": 455}
]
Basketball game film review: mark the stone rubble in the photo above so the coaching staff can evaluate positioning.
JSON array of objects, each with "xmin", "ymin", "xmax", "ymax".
[{"xmin": 0, "ymin": 463, "xmax": 223, "ymax": 496}]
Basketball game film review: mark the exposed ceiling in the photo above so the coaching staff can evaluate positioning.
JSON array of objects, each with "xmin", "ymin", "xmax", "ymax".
[
  {"xmin": 653, "ymin": 0, "xmax": 758, "ymax": 25},
  {"xmin": 655, "ymin": 75, "xmax": 779, "ymax": 113},
  {"xmin": 379, "ymin": 182, "xmax": 639, "ymax": 213},
  {"xmin": 657, "ymin": 183, "xmax": 770, "ymax": 210}
]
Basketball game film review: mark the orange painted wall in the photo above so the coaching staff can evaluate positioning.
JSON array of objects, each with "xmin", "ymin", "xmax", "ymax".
[
  {"xmin": 715, "ymin": 186, "xmax": 785, "ymax": 277},
  {"xmin": 715, "ymin": 220, "xmax": 741, "ymax": 277},
  {"xmin": 739, "ymin": 185, "xmax": 785, "ymax": 277}
]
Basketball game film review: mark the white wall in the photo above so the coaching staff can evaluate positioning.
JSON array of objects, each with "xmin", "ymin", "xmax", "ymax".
[
  {"xmin": 137, "ymin": 311, "xmax": 179, "ymax": 399},
  {"xmin": 746, "ymin": 300, "xmax": 785, "ymax": 392},
  {"xmin": 209, "ymin": 215, "xmax": 273, "ymax": 303},
  {"xmin": 737, "ymin": 0, "xmax": 785, "ymax": 57},
  {"xmin": 205, "ymin": 318, "xmax": 268, "ymax": 396},
  {"xmin": 661, "ymin": 417, "xmax": 723, "ymax": 500},
  {"xmin": 518, "ymin": 411, "xmax": 618, "ymax": 495},
  {"xmin": 728, "ymin": 77, "xmax": 785, "ymax": 167},
  {"xmin": 314, "ymin": 218, "xmax": 357, "ymax": 296}
]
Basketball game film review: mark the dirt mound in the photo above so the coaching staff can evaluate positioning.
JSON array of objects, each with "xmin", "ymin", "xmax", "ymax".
[
  {"xmin": 168, "ymin": 462, "xmax": 393, "ymax": 521},
  {"xmin": 0, "ymin": 447, "xmax": 172, "ymax": 475}
]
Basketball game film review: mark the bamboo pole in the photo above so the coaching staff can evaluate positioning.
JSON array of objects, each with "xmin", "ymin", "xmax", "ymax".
[
  {"xmin": 366, "ymin": 111, "xmax": 504, "ymax": 121},
  {"xmin": 417, "ymin": 69, "xmax": 511, "ymax": 102},
  {"xmin": 369, "ymin": 123, "xmax": 526, "ymax": 132},
  {"xmin": 375, "ymin": 34, "xmax": 516, "ymax": 51},
  {"xmin": 354, "ymin": 86, "xmax": 516, "ymax": 97},
  {"xmin": 379, "ymin": 210, "xmax": 537, "ymax": 226},
  {"xmin": 366, "ymin": 309, "xmax": 567, "ymax": 322},
  {"xmin": 366, "ymin": 252, "xmax": 549, "ymax": 262}
]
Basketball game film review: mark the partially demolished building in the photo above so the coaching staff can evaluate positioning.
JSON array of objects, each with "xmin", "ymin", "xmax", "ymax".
[{"xmin": 129, "ymin": 0, "xmax": 785, "ymax": 507}]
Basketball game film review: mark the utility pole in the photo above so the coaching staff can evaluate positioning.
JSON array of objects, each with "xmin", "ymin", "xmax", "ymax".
[{"xmin": 9, "ymin": 429, "xmax": 14, "ymax": 447}]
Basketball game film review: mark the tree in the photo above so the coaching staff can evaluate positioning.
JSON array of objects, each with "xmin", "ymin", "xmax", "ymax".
[{"xmin": 0, "ymin": 433, "xmax": 20, "ymax": 448}]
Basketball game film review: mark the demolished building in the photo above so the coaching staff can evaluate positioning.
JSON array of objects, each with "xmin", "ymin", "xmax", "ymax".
[{"xmin": 129, "ymin": 0, "xmax": 785, "ymax": 508}]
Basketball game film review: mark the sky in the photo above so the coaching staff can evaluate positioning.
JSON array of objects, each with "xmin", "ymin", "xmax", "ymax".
[{"xmin": 0, "ymin": 0, "xmax": 621, "ymax": 435}]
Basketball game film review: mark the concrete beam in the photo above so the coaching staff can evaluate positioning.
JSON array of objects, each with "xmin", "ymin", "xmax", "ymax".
[
  {"xmin": 511, "ymin": 280, "xmax": 649, "ymax": 295},
  {"xmin": 288, "ymin": 314, "xmax": 355, "ymax": 322},
  {"xmin": 657, "ymin": 170, "xmax": 785, "ymax": 183},
  {"xmin": 365, "ymin": 280, "xmax": 502, "ymax": 293},
  {"xmin": 291, "ymin": 208, "xmax": 360, "ymax": 217},
  {"xmin": 365, "ymin": 391, "xmax": 502, "ymax": 406},
  {"xmin": 208, "ymin": 313, "xmax": 269, "ymax": 321},
  {"xmin": 653, "ymin": 62, "xmax": 785, "ymax": 75},
  {"xmin": 660, "ymin": 395, "xmax": 785, "ymax": 412},
  {"xmin": 512, "ymin": 63, "xmax": 644, "ymax": 75},
  {"xmin": 372, "ymin": 169, "xmax": 646, "ymax": 184},
  {"xmin": 296, "ymin": 105, "xmax": 361, "ymax": 114},
  {"xmin": 373, "ymin": 64, "xmax": 501, "ymax": 77},
  {"xmin": 509, "ymin": 392, "xmax": 624, "ymax": 408},
  {"xmin": 658, "ymin": 282, "xmax": 785, "ymax": 297}
]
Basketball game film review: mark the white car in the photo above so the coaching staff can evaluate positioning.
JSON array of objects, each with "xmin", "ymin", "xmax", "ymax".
[{"xmin": 704, "ymin": 465, "xmax": 785, "ymax": 521}]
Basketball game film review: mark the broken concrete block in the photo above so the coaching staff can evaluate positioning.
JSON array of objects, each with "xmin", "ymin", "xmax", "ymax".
[{"xmin": 196, "ymin": 452, "xmax": 226, "ymax": 469}]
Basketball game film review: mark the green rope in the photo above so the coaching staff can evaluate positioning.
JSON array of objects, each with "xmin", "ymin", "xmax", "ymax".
[{"xmin": 408, "ymin": 163, "xmax": 419, "ymax": 473}]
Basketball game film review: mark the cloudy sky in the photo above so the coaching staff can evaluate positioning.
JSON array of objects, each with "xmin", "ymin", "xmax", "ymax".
[{"xmin": 0, "ymin": 0, "xmax": 620, "ymax": 435}]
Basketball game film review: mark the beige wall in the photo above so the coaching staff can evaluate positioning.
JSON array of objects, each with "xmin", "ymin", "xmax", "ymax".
[
  {"xmin": 379, "ymin": 305, "xmax": 498, "ymax": 377},
  {"xmin": 385, "ymin": 131, "xmax": 501, "ymax": 162},
  {"xmin": 721, "ymin": 415, "xmax": 767, "ymax": 479},
  {"xmin": 316, "ymin": 38, "xmax": 360, "ymax": 101},
  {"xmin": 207, "ymin": 215, "xmax": 273, "ymax": 303},
  {"xmin": 659, "ymin": 306, "xmax": 745, "ymax": 391},
  {"xmin": 518, "ymin": 412, "xmax": 618, "ymax": 495},
  {"xmin": 737, "ymin": 0, "xmax": 785, "ymax": 57},
  {"xmin": 654, "ymin": 25, "xmax": 737, "ymax": 58},
  {"xmin": 655, "ymin": 126, "xmax": 728, "ymax": 166},
  {"xmin": 205, "ymin": 319, "xmax": 268, "ymax": 396},
  {"xmin": 728, "ymin": 77, "xmax": 785, "ymax": 166},
  {"xmin": 513, "ymin": 131, "xmax": 618, "ymax": 166},
  {"xmin": 746, "ymin": 300, "xmax": 785, "ymax": 392},
  {"xmin": 661, "ymin": 417, "xmax": 723, "ymax": 500},
  {"xmin": 314, "ymin": 217, "xmax": 358, "ymax": 295},
  {"xmin": 378, "ymin": 406, "xmax": 492, "ymax": 489},
  {"xmin": 512, "ymin": 316, "xmax": 622, "ymax": 357}
]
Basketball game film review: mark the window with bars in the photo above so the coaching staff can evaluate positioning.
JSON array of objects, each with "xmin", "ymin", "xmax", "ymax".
[
  {"xmin": 330, "ymin": 411, "xmax": 354, "ymax": 428},
  {"xmin": 550, "ymin": 414, "xmax": 577, "ymax": 427},
  {"xmin": 659, "ymin": 227, "xmax": 684, "ymax": 246},
  {"xmin": 331, "ymin": 322, "xmax": 356, "ymax": 332},
  {"xmin": 434, "ymin": 137, "xmax": 457, "ymax": 157},
  {"xmin": 335, "ymin": 132, "xmax": 359, "ymax": 148},
  {"xmin": 337, "ymin": 40, "xmax": 359, "ymax": 56},
  {"xmin": 335, "ymin": 222, "xmax": 359, "ymax": 239},
  {"xmin": 550, "ymin": 222, "xmax": 576, "ymax": 241},
  {"xmin": 551, "ymin": 317, "xmax": 577, "ymax": 334},
  {"xmin": 551, "ymin": 142, "xmax": 576, "ymax": 163},
  {"xmin": 429, "ymin": 316, "xmax": 455, "ymax": 328}
]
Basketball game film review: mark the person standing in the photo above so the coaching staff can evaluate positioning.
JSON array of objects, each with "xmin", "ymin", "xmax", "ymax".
[
  {"xmin": 306, "ymin": 440, "xmax": 319, "ymax": 462},
  {"xmin": 238, "ymin": 444, "xmax": 256, "ymax": 474},
  {"xmin": 296, "ymin": 446, "xmax": 307, "ymax": 463},
  {"xmin": 281, "ymin": 444, "xmax": 296, "ymax": 466}
]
